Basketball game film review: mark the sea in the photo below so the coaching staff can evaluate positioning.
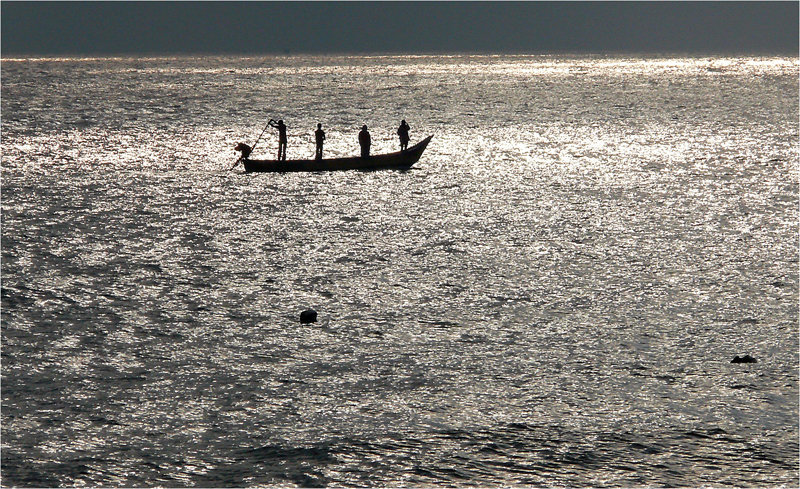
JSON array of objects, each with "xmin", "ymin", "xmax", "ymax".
[{"xmin": 1, "ymin": 54, "xmax": 798, "ymax": 487}]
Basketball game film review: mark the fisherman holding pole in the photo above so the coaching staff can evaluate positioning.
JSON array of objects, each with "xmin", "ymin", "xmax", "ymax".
[
  {"xmin": 232, "ymin": 118, "xmax": 273, "ymax": 169},
  {"xmin": 268, "ymin": 119, "xmax": 288, "ymax": 161}
]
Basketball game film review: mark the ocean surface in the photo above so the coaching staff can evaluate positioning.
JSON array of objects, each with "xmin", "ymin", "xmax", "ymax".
[{"xmin": 1, "ymin": 54, "xmax": 798, "ymax": 487}]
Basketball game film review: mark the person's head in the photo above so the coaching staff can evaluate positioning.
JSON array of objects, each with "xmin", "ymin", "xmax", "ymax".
[
  {"xmin": 362, "ymin": 125, "xmax": 367, "ymax": 131},
  {"xmin": 278, "ymin": 119, "xmax": 284, "ymax": 125},
  {"xmin": 317, "ymin": 123, "xmax": 322, "ymax": 129},
  {"xmin": 401, "ymin": 119, "xmax": 406, "ymax": 124}
]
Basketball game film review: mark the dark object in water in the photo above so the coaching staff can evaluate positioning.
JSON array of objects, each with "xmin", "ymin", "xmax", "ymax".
[
  {"xmin": 731, "ymin": 355, "xmax": 757, "ymax": 364},
  {"xmin": 241, "ymin": 136, "xmax": 433, "ymax": 173},
  {"xmin": 300, "ymin": 309, "xmax": 317, "ymax": 324}
]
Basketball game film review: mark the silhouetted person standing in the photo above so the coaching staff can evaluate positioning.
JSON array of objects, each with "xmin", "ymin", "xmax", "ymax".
[
  {"xmin": 268, "ymin": 119, "xmax": 287, "ymax": 160},
  {"xmin": 358, "ymin": 125, "xmax": 371, "ymax": 158},
  {"xmin": 397, "ymin": 119, "xmax": 410, "ymax": 151},
  {"xmin": 314, "ymin": 123, "xmax": 326, "ymax": 160}
]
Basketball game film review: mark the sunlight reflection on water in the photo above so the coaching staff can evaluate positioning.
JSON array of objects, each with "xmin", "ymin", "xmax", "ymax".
[{"xmin": 2, "ymin": 54, "xmax": 798, "ymax": 487}]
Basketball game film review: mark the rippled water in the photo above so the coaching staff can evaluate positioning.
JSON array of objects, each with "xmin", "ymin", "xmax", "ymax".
[{"xmin": 2, "ymin": 54, "xmax": 798, "ymax": 487}]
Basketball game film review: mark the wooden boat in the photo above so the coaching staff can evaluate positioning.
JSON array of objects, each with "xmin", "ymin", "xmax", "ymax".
[{"xmin": 242, "ymin": 135, "xmax": 433, "ymax": 173}]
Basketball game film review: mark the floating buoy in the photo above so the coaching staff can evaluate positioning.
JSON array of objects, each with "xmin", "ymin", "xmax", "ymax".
[{"xmin": 300, "ymin": 309, "xmax": 317, "ymax": 324}]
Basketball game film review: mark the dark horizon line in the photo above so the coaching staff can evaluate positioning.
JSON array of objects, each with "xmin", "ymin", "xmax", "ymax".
[{"xmin": 3, "ymin": 48, "xmax": 797, "ymax": 59}]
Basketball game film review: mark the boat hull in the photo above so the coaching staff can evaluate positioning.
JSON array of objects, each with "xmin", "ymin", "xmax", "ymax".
[{"xmin": 243, "ymin": 136, "xmax": 432, "ymax": 173}]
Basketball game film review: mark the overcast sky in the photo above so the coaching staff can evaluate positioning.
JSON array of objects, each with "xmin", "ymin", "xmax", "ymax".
[{"xmin": 2, "ymin": 1, "xmax": 797, "ymax": 56}]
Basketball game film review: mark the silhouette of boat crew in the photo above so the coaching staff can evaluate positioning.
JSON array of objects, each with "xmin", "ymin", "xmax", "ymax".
[
  {"xmin": 268, "ymin": 119, "xmax": 287, "ymax": 160},
  {"xmin": 397, "ymin": 120, "xmax": 410, "ymax": 151},
  {"xmin": 314, "ymin": 123, "xmax": 326, "ymax": 160},
  {"xmin": 358, "ymin": 125, "xmax": 371, "ymax": 158}
]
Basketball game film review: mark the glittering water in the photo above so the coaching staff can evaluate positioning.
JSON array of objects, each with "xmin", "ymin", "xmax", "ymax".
[{"xmin": 2, "ymin": 54, "xmax": 798, "ymax": 487}]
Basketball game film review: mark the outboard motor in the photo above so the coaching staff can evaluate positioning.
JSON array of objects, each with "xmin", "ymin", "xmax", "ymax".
[{"xmin": 234, "ymin": 142, "xmax": 252, "ymax": 160}]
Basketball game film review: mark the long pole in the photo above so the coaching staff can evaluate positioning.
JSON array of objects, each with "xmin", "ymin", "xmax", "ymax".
[{"xmin": 250, "ymin": 119, "xmax": 274, "ymax": 153}]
